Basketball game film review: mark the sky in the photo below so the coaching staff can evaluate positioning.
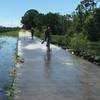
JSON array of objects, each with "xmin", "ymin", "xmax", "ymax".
[{"xmin": 0, "ymin": 0, "xmax": 93, "ymax": 27}]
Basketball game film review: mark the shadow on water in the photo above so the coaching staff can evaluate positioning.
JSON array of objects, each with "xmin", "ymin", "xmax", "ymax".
[{"xmin": 0, "ymin": 36, "xmax": 17, "ymax": 99}]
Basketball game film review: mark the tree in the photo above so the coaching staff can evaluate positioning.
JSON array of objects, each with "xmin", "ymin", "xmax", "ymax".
[
  {"xmin": 75, "ymin": 4, "xmax": 84, "ymax": 32},
  {"xmin": 45, "ymin": 12, "xmax": 63, "ymax": 34},
  {"xmin": 21, "ymin": 9, "xmax": 39, "ymax": 29},
  {"xmin": 34, "ymin": 13, "xmax": 45, "ymax": 30}
]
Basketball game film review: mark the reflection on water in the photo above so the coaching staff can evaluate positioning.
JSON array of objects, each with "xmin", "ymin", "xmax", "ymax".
[
  {"xmin": 0, "ymin": 36, "xmax": 17, "ymax": 99},
  {"xmin": 44, "ymin": 50, "xmax": 52, "ymax": 78}
]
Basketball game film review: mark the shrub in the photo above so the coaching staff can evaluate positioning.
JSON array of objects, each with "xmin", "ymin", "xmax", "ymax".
[{"xmin": 70, "ymin": 33, "xmax": 89, "ymax": 52}]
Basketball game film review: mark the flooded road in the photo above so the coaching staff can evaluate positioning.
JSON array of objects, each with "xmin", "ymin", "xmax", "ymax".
[
  {"xmin": 0, "ymin": 36, "xmax": 17, "ymax": 99},
  {"xmin": 15, "ymin": 31, "xmax": 100, "ymax": 100}
]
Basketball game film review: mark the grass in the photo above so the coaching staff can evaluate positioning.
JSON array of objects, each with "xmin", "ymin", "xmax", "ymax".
[
  {"xmin": 0, "ymin": 30, "xmax": 19, "ymax": 37},
  {"xmin": 51, "ymin": 35, "xmax": 100, "ymax": 57},
  {"xmin": 87, "ymin": 42, "xmax": 100, "ymax": 56},
  {"xmin": 51, "ymin": 35, "xmax": 66, "ymax": 44}
]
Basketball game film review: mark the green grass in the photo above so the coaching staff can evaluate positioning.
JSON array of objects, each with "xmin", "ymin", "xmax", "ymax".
[
  {"xmin": 51, "ymin": 35, "xmax": 100, "ymax": 57},
  {"xmin": 51, "ymin": 35, "xmax": 67, "ymax": 45},
  {"xmin": 87, "ymin": 42, "xmax": 100, "ymax": 56},
  {"xmin": 0, "ymin": 30, "xmax": 19, "ymax": 37}
]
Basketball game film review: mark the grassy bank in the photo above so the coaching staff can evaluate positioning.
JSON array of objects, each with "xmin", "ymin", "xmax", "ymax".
[
  {"xmin": 51, "ymin": 34, "xmax": 100, "ymax": 57},
  {"xmin": 34, "ymin": 30, "xmax": 100, "ymax": 58},
  {"xmin": 87, "ymin": 42, "xmax": 100, "ymax": 57},
  {"xmin": 51, "ymin": 35, "xmax": 67, "ymax": 45},
  {"xmin": 0, "ymin": 30, "xmax": 19, "ymax": 37}
]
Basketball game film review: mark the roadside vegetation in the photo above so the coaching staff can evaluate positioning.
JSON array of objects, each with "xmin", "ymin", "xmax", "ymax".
[{"xmin": 0, "ymin": 26, "xmax": 20, "ymax": 37}]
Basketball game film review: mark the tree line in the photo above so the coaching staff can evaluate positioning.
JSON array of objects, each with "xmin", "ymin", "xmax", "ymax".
[
  {"xmin": 0, "ymin": 26, "xmax": 20, "ymax": 33},
  {"xmin": 21, "ymin": 0, "xmax": 100, "ymax": 42}
]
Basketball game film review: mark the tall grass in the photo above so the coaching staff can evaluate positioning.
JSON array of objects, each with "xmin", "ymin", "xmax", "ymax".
[
  {"xmin": 0, "ymin": 30, "xmax": 19, "ymax": 37},
  {"xmin": 87, "ymin": 42, "xmax": 100, "ymax": 56}
]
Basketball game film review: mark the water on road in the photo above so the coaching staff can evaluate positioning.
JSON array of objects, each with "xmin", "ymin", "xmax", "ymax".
[{"xmin": 15, "ymin": 31, "xmax": 100, "ymax": 100}]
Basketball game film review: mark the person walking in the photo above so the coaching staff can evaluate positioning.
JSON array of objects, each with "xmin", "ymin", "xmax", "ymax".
[{"xmin": 31, "ymin": 27, "xmax": 34, "ymax": 40}]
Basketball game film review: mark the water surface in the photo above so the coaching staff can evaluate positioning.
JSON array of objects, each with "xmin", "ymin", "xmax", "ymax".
[{"xmin": 0, "ymin": 36, "xmax": 17, "ymax": 99}]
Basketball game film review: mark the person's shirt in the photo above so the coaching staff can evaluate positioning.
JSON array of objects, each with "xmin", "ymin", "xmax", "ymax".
[{"xmin": 45, "ymin": 29, "xmax": 52, "ymax": 38}]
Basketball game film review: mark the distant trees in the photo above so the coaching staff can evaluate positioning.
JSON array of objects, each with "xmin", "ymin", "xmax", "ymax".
[
  {"xmin": 0, "ymin": 26, "xmax": 20, "ymax": 33},
  {"xmin": 21, "ymin": 9, "xmax": 68, "ymax": 35}
]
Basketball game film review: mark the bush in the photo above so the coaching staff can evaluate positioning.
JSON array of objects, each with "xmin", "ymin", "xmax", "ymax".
[
  {"xmin": 87, "ymin": 41, "xmax": 100, "ymax": 56},
  {"xmin": 34, "ymin": 30, "xmax": 43, "ymax": 38},
  {"xmin": 70, "ymin": 33, "xmax": 89, "ymax": 52},
  {"xmin": 51, "ymin": 35, "xmax": 67, "ymax": 46}
]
